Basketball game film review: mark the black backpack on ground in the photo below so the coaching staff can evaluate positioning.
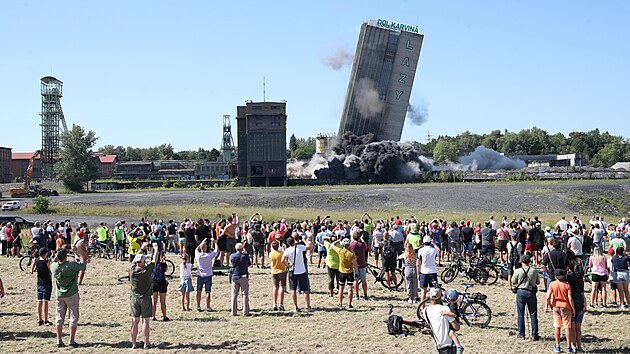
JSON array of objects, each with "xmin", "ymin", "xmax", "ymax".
[{"xmin": 387, "ymin": 315, "xmax": 404, "ymax": 335}]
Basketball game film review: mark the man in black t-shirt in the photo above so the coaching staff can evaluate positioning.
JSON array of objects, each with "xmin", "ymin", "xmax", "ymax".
[
  {"xmin": 194, "ymin": 219, "xmax": 210, "ymax": 246},
  {"xmin": 460, "ymin": 221, "xmax": 474, "ymax": 260},
  {"xmin": 251, "ymin": 223, "xmax": 266, "ymax": 268},
  {"xmin": 542, "ymin": 239, "xmax": 567, "ymax": 289}
]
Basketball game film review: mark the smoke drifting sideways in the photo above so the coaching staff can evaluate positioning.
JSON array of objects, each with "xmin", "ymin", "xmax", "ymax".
[
  {"xmin": 406, "ymin": 101, "xmax": 429, "ymax": 126},
  {"xmin": 320, "ymin": 45, "xmax": 354, "ymax": 71},
  {"xmin": 287, "ymin": 133, "xmax": 526, "ymax": 180}
]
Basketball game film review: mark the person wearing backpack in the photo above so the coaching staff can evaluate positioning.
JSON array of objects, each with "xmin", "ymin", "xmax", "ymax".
[
  {"xmin": 566, "ymin": 229, "xmax": 584, "ymax": 261},
  {"xmin": 507, "ymin": 233, "xmax": 523, "ymax": 287},
  {"xmin": 381, "ymin": 232, "xmax": 399, "ymax": 288}
]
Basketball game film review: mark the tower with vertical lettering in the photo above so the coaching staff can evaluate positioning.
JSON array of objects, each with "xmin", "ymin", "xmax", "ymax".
[{"xmin": 337, "ymin": 19, "xmax": 424, "ymax": 141}]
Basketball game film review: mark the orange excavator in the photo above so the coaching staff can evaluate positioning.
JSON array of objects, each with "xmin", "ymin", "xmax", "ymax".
[{"xmin": 9, "ymin": 150, "xmax": 59, "ymax": 198}]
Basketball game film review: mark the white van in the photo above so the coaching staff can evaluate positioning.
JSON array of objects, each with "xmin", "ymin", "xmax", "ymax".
[{"xmin": 1, "ymin": 201, "xmax": 22, "ymax": 211}]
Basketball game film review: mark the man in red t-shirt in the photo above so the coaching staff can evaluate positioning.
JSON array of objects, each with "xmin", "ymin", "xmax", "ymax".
[{"xmin": 349, "ymin": 231, "xmax": 368, "ymax": 300}]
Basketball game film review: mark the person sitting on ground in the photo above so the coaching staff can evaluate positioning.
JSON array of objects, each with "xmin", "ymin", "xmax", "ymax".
[
  {"xmin": 195, "ymin": 238, "xmax": 219, "ymax": 312},
  {"xmin": 129, "ymin": 242, "xmax": 159, "ymax": 349},
  {"xmin": 32, "ymin": 247, "xmax": 53, "ymax": 326}
]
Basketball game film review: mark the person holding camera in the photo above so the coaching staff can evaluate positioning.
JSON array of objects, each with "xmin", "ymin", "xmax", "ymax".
[
  {"xmin": 51, "ymin": 247, "xmax": 87, "ymax": 348},
  {"xmin": 511, "ymin": 253, "xmax": 540, "ymax": 340},
  {"xmin": 282, "ymin": 233, "xmax": 313, "ymax": 312},
  {"xmin": 129, "ymin": 242, "xmax": 159, "ymax": 349}
]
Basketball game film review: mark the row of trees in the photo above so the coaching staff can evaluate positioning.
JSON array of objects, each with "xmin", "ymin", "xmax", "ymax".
[
  {"xmin": 416, "ymin": 128, "xmax": 630, "ymax": 167},
  {"xmin": 98, "ymin": 144, "xmax": 221, "ymax": 162},
  {"xmin": 288, "ymin": 134, "xmax": 316, "ymax": 160}
]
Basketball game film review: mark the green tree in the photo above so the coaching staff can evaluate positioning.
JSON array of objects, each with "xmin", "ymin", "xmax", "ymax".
[
  {"xmin": 433, "ymin": 139, "xmax": 457, "ymax": 164},
  {"xmin": 209, "ymin": 148, "xmax": 221, "ymax": 161},
  {"xmin": 591, "ymin": 139, "xmax": 623, "ymax": 167},
  {"xmin": 32, "ymin": 195, "xmax": 51, "ymax": 214},
  {"xmin": 55, "ymin": 124, "xmax": 99, "ymax": 192},
  {"xmin": 289, "ymin": 134, "xmax": 298, "ymax": 155},
  {"xmin": 157, "ymin": 144, "xmax": 174, "ymax": 160}
]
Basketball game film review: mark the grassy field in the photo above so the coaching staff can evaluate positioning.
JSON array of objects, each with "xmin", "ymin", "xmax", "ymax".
[{"xmin": 1, "ymin": 254, "xmax": 628, "ymax": 353}]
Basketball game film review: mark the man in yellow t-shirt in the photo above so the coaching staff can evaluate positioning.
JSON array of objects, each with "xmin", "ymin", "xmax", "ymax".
[
  {"xmin": 333, "ymin": 238, "xmax": 357, "ymax": 308},
  {"xmin": 324, "ymin": 235, "xmax": 340, "ymax": 297},
  {"xmin": 269, "ymin": 241, "xmax": 287, "ymax": 311},
  {"xmin": 127, "ymin": 226, "xmax": 145, "ymax": 262}
]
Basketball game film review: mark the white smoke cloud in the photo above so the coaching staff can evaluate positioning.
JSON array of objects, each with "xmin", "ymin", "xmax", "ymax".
[
  {"xmin": 320, "ymin": 45, "xmax": 354, "ymax": 70},
  {"xmin": 406, "ymin": 100, "xmax": 429, "ymax": 126},
  {"xmin": 286, "ymin": 154, "xmax": 329, "ymax": 178},
  {"xmin": 434, "ymin": 146, "xmax": 526, "ymax": 171},
  {"xmin": 354, "ymin": 78, "xmax": 384, "ymax": 117}
]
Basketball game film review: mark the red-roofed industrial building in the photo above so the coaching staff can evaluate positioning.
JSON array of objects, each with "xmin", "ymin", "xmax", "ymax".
[
  {"xmin": 92, "ymin": 153, "xmax": 118, "ymax": 178},
  {"xmin": 10, "ymin": 151, "xmax": 42, "ymax": 182}
]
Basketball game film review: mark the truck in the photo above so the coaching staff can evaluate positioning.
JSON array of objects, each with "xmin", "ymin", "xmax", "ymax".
[{"xmin": 9, "ymin": 150, "xmax": 60, "ymax": 198}]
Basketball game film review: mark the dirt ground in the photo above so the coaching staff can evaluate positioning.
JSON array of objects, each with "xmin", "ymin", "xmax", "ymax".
[{"xmin": 1, "ymin": 254, "xmax": 629, "ymax": 354}]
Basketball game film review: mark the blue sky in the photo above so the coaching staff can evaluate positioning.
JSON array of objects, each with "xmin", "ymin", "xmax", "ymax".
[{"xmin": 1, "ymin": 1, "xmax": 628, "ymax": 153}]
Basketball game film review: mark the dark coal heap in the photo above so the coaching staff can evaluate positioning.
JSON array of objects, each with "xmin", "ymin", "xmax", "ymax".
[{"xmin": 315, "ymin": 132, "xmax": 432, "ymax": 181}]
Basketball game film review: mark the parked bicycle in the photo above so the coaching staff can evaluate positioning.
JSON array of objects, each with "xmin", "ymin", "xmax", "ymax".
[
  {"xmin": 469, "ymin": 256, "xmax": 500, "ymax": 285},
  {"xmin": 440, "ymin": 255, "xmax": 492, "ymax": 285},
  {"xmin": 417, "ymin": 282, "xmax": 492, "ymax": 328},
  {"xmin": 359, "ymin": 263, "xmax": 404, "ymax": 290}
]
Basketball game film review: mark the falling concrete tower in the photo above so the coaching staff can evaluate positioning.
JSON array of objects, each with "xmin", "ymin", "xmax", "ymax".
[
  {"xmin": 40, "ymin": 76, "xmax": 68, "ymax": 179},
  {"xmin": 338, "ymin": 19, "xmax": 424, "ymax": 141}
]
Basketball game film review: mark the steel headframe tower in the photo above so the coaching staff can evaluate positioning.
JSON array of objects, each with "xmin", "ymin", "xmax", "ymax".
[
  {"xmin": 221, "ymin": 114, "xmax": 235, "ymax": 161},
  {"xmin": 40, "ymin": 76, "xmax": 68, "ymax": 179}
]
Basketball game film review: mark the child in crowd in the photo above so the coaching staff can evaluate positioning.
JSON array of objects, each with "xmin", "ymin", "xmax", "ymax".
[
  {"xmin": 31, "ymin": 247, "xmax": 53, "ymax": 325},
  {"xmin": 442, "ymin": 289, "xmax": 465, "ymax": 354},
  {"xmin": 177, "ymin": 254, "xmax": 193, "ymax": 311}
]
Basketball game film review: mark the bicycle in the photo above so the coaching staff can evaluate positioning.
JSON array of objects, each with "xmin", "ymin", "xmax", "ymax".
[
  {"xmin": 360, "ymin": 263, "xmax": 404, "ymax": 290},
  {"xmin": 416, "ymin": 282, "xmax": 492, "ymax": 328},
  {"xmin": 384, "ymin": 303, "xmax": 430, "ymax": 335},
  {"xmin": 469, "ymin": 256, "xmax": 500, "ymax": 285},
  {"xmin": 19, "ymin": 243, "xmax": 40, "ymax": 271},
  {"xmin": 440, "ymin": 255, "xmax": 491, "ymax": 285}
]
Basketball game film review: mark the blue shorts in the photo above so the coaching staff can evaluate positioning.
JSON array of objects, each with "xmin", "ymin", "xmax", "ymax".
[
  {"xmin": 481, "ymin": 245, "xmax": 493, "ymax": 255},
  {"xmin": 572, "ymin": 310, "xmax": 585, "ymax": 323},
  {"xmin": 37, "ymin": 284, "xmax": 52, "ymax": 301},
  {"xmin": 355, "ymin": 267, "xmax": 367, "ymax": 282},
  {"xmin": 419, "ymin": 273, "xmax": 438, "ymax": 288},
  {"xmin": 289, "ymin": 272, "xmax": 309, "ymax": 292},
  {"xmin": 197, "ymin": 276, "xmax": 213, "ymax": 293},
  {"xmin": 465, "ymin": 242, "xmax": 473, "ymax": 253}
]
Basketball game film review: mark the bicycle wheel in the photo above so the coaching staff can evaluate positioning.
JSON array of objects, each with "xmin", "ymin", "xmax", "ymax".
[
  {"xmin": 440, "ymin": 266, "xmax": 457, "ymax": 284},
  {"xmin": 165, "ymin": 259, "xmax": 176, "ymax": 276},
  {"xmin": 481, "ymin": 265, "xmax": 499, "ymax": 285},
  {"xmin": 19, "ymin": 256, "xmax": 33, "ymax": 271},
  {"xmin": 380, "ymin": 268, "xmax": 404, "ymax": 289},
  {"xmin": 416, "ymin": 297, "xmax": 447, "ymax": 320},
  {"xmin": 471, "ymin": 267, "xmax": 489, "ymax": 284},
  {"xmin": 460, "ymin": 299, "xmax": 492, "ymax": 327}
]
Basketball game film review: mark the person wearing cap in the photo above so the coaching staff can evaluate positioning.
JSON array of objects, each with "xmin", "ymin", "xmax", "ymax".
[
  {"xmin": 331, "ymin": 237, "xmax": 356, "ymax": 308},
  {"xmin": 230, "ymin": 242, "xmax": 251, "ymax": 316},
  {"xmin": 129, "ymin": 242, "xmax": 159, "ymax": 349},
  {"xmin": 51, "ymin": 246, "xmax": 87, "ymax": 348},
  {"xmin": 127, "ymin": 224, "xmax": 144, "ymax": 263},
  {"xmin": 422, "ymin": 287, "xmax": 461, "ymax": 354},
  {"xmin": 418, "ymin": 235, "xmax": 439, "ymax": 302},
  {"xmin": 282, "ymin": 233, "xmax": 313, "ymax": 312},
  {"xmin": 32, "ymin": 247, "xmax": 52, "ymax": 326},
  {"xmin": 546, "ymin": 268, "xmax": 575, "ymax": 353},
  {"xmin": 511, "ymin": 254, "xmax": 540, "ymax": 340}
]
